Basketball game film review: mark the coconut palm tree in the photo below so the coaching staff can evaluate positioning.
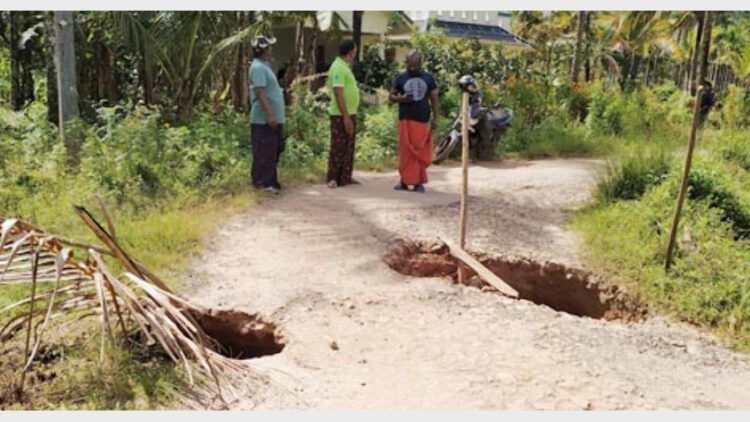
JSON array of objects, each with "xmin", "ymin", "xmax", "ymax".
[
  {"xmin": 610, "ymin": 11, "xmax": 669, "ymax": 88},
  {"xmin": 106, "ymin": 11, "xmax": 263, "ymax": 120},
  {"xmin": 672, "ymin": 11, "xmax": 706, "ymax": 93}
]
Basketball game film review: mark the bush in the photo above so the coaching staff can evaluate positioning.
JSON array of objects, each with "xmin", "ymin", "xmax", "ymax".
[
  {"xmin": 688, "ymin": 164, "xmax": 750, "ymax": 239},
  {"xmin": 357, "ymin": 44, "xmax": 398, "ymax": 93},
  {"xmin": 596, "ymin": 150, "xmax": 672, "ymax": 203},
  {"xmin": 503, "ymin": 118, "xmax": 593, "ymax": 158},
  {"xmin": 719, "ymin": 130, "xmax": 750, "ymax": 172},
  {"xmin": 586, "ymin": 81, "xmax": 619, "ymax": 135},
  {"xmin": 356, "ymin": 102, "xmax": 398, "ymax": 165},
  {"xmin": 723, "ymin": 85, "xmax": 750, "ymax": 129}
]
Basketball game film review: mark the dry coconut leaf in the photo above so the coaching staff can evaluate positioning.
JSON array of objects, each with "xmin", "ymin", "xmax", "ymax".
[{"xmin": 0, "ymin": 208, "xmax": 248, "ymax": 403}]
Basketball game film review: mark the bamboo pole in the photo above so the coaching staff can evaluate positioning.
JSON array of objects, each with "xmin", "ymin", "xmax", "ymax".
[
  {"xmin": 665, "ymin": 86, "xmax": 705, "ymax": 270},
  {"xmin": 457, "ymin": 91, "xmax": 471, "ymax": 284}
]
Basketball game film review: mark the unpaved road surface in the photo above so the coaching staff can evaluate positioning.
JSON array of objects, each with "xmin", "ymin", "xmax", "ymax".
[{"xmin": 184, "ymin": 159, "xmax": 750, "ymax": 410}]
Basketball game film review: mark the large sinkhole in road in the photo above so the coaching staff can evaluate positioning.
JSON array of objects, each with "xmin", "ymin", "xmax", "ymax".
[
  {"xmin": 383, "ymin": 239, "xmax": 647, "ymax": 321},
  {"xmin": 191, "ymin": 309, "xmax": 286, "ymax": 359}
]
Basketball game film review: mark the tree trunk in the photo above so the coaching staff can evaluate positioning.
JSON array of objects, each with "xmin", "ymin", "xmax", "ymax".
[
  {"xmin": 689, "ymin": 11, "xmax": 704, "ymax": 95},
  {"xmin": 44, "ymin": 12, "xmax": 59, "ymax": 125},
  {"xmin": 571, "ymin": 11, "xmax": 586, "ymax": 84},
  {"xmin": 293, "ymin": 21, "xmax": 305, "ymax": 81},
  {"xmin": 624, "ymin": 51, "xmax": 639, "ymax": 89},
  {"xmin": 53, "ymin": 11, "xmax": 80, "ymax": 162},
  {"xmin": 176, "ymin": 80, "xmax": 194, "ymax": 122},
  {"xmin": 231, "ymin": 11, "xmax": 250, "ymax": 112},
  {"xmin": 139, "ymin": 56, "xmax": 153, "ymax": 105},
  {"xmin": 631, "ymin": 53, "xmax": 640, "ymax": 84},
  {"xmin": 352, "ymin": 11, "xmax": 363, "ymax": 61},
  {"xmin": 9, "ymin": 12, "xmax": 36, "ymax": 110},
  {"xmin": 697, "ymin": 11, "xmax": 712, "ymax": 87},
  {"xmin": 282, "ymin": 19, "xmax": 304, "ymax": 89},
  {"xmin": 305, "ymin": 15, "xmax": 319, "ymax": 76}
]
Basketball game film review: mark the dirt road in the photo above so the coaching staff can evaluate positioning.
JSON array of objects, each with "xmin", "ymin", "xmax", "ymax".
[{"xmin": 184, "ymin": 159, "xmax": 750, "ymax": 410}]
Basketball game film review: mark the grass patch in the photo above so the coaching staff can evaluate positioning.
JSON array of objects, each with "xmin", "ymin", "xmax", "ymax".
[
  {"xmin": 595, "ymin": 149, "xmax": 672, "ymax": 203},
  {"xmin": 573, "ymin": 143, "xmax": 750, "ymax": 352},
  {"xmin": 502, "ymin": 120, "xmax": 600, "ymax": 158},
  {"xmin": 2, "ymin": 327, "xmax": 186, "ymax": 410},
  {"xmin": 718, "ymin": 130, "xmax": 750, "ymax": 172}
]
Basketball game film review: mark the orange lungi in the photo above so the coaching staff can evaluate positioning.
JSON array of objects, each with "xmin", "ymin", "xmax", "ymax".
[{"xmin": 398, "ymin": 119, "xmax": 433, "ymax": 185}]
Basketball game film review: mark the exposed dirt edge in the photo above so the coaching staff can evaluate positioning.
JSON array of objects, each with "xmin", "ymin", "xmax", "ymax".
[
  {"xmin": 191, "ymin": 309, "xmax": 286, "ymax": 359},
  {"xmin": 383, "ymin": 239, "xmax": 648, "ymax": 322}
]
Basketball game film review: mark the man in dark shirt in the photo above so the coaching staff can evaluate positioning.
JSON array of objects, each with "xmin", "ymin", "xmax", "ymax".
[
  {"xmin": 389, "ymin": 51, "xmax": 439, "ymax": 193},
  {"xmin": 699, "ymin": 80, "xmax": 716, "ymax": 128}
]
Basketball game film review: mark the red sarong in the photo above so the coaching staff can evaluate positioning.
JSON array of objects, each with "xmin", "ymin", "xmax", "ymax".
[{"xmin": 398, "ymin": 119, "xmax": 433, "ymax": 185}]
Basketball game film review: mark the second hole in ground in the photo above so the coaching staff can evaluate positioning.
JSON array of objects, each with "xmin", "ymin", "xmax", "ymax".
[{"xmin": 383, "ymin": 239, "xmax": 647, "ymax": 321}]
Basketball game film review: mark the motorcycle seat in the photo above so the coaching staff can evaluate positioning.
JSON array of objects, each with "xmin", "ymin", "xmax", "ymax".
[{"xmin": 488, "ymin": 108, "xmax": 511, "ymax": 127}]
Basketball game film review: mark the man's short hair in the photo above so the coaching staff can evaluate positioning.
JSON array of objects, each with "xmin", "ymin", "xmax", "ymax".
[
  {"xmin": 703, "ymin": 80, "xmax": 712, "ymax": 88},
  {"xmin": 339, "ymin": 39, "xmax": 357, "ymax": 56}
]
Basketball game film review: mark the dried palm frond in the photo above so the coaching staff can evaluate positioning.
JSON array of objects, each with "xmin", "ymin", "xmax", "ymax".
[{"xmin": 0, "ymin": 207, "xmax": 246, "ymax": 403}]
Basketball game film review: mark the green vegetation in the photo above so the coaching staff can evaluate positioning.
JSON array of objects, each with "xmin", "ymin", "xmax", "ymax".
[
  {"xmin": 574, "ymin": 130, "xmax": 750, "ymax": 351},
  {"xmin": 2, "ymin": 9, "xmax": 750, "ymax": 409}
]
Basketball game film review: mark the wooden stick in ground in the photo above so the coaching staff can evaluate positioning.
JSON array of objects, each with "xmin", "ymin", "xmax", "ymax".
[
  {"xmin": 440, "ymin": 236, "xmax": 519, "ymax": 299},
  {"xmin": 665, "ymin": 86, "xmax": 705, "ymax": 270},
  {"xmin": 458, "ymin": 91, "xmax": 471, "ymax": 284}
]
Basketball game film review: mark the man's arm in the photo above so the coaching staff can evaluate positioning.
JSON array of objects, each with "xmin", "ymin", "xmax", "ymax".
[
  {"xmin": 334, "ymin": 87, "xmax": 349, "ymax": 117},
  {"xmin": 254, "ymin": 86, "xmax": 278, "ymax": 128},
  {"xmin": 429, "ymin": 88, "xmax": 440, "ymax": 131},
  {"xmin": 389, "ymin": 84, "xmax": 409, "ymax": 103},
  {"xmin": 334, "ymin": 86, "xmax": 355, "ymax": 136}
]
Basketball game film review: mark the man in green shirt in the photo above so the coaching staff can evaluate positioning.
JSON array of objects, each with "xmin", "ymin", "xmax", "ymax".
[
  {"xmin": 326, "ymin": 39, "xmax": 361, "ymax": 188},
  {"xmin": 249, "ymin": 35, "xmax": 285, "ymax": 194}
]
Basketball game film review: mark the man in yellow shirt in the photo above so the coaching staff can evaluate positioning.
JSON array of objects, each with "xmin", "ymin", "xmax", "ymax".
[{"xmin": 326, "ymin": 40, "xmax": 361, "ymax": 188}]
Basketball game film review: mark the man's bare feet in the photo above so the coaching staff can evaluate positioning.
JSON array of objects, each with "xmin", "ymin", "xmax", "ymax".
[{"xmin": 327, "ymin": 180, "xmax": 338, "ymax": 189}]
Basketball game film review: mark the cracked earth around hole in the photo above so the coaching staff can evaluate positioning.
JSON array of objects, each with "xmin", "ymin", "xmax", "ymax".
[{"xmin": 183, "ymin": 159, "xmax": 750, "ymax": 410}]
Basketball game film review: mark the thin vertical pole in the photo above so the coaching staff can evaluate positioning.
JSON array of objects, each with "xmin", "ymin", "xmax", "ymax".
[
  {"xmin": 458, "ymin": 91, "xmax": 470, "ymax": 284},
  {"xmin": 665, "ymin": 86, "xmax": 705, "ymax": 270}
]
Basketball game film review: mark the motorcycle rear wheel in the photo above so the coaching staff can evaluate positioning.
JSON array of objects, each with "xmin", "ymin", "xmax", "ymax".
[{"xmin": 432, "ymin": 131, "xmax": 460, "ymax": 164}]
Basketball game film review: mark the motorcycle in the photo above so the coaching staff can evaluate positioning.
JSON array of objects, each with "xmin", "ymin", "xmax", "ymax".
[{"xmin": 432, "ymin": 75, "xmax": 513, "ymax": 165}]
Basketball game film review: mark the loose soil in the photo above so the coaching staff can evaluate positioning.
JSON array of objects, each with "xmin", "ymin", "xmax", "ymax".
[{"xmin": 183, "ymin": 159, "xmax": 750, "ymax": 410}]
